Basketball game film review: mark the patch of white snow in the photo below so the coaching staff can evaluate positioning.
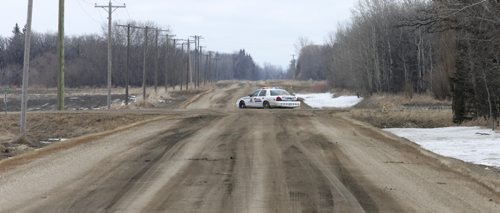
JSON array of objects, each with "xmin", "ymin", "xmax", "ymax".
[
  {"xmin": 384, "ymin": 127, "xmax": 500, "ymax": 168},
  {"xmin": 295, "ymin": 93, "xmax": 363, "ymax": 109}
]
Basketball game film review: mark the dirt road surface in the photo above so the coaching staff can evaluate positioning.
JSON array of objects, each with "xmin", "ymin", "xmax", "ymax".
[{"xmin": 0, "ymin": 82, "xmax": 498, "ymax": 212}]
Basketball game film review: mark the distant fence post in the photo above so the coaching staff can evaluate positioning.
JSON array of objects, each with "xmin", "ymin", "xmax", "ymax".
[{"xmin": 3, "ymin": 86, "xmax": 10, "ymax": 115}]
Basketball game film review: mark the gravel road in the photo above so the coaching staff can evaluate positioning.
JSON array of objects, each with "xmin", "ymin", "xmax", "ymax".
[{"xmin": 0, "ymin": 82, "xmax": 498, "ymax": 212}]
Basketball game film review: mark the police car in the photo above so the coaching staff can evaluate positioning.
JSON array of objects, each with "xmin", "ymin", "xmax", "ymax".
[{"xmin": 237, "ymin": 87, "xmax": 301, "ymax": 109}]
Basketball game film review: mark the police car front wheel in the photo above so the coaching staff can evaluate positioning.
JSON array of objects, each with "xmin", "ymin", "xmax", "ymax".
[{"xmin": 239, "ymin": 101, "xmax": 246, "ymax": 109}]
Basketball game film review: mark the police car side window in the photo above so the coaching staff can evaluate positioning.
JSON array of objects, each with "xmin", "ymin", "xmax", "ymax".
[{"xmin": 259, "ymin": 90, "xmax": 267, "ymax": 97}]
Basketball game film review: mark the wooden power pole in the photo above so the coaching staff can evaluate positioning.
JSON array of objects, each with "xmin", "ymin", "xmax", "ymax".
[
  {"xmin": 116, "ymin": 24, "xmax": 131, "ymax": 105},
  {"xmin": 95, "ymin": 1, "xmax": 125, "ymax": 109},
  {"xmin": 180, "ymin": 42, "xmax": 185, "ymax": 91},
  {"xmin": 57, "ymin": 0, "xmax": 65, "ymax": 111},
  {"xmin": 173, "ymin": 39, "xmax": 186, "ymax": 90},
  {"xmin": 199, "ymin": 46, "xmax": 204, "ymax": 87},
  {"xmin": 117, "ymin": 24, "xmax": 150, "ymax": 103},
  {"xmin": 164, "ymin": 34, "xmax": 175, "ymax": 92},
  {"xmin": 187, "ymin": 39, "xmax": 196, "ymax": 90},
  {"xmin": 143, "ymin": 27, "xmax": 149, "ymax": 102},
  {"xmin": 153, "ymin": 29, "xmax": 171, "ymax": 93},
  {"xmin": 214, "ymin": 53, "xmax": 220, "ymax": 82},
  {"xmin": 190, "ymin": 35, "xmax": 203, "ymax": 88},
  {"xmin": 20, "ymin": 0, "xmax": 34, "ymax": 135},
  {"xmin": 204, "ymin": 51, "xmax": 210, "ymax": 86},
  {"xmin": 154, "ymin": 29, "xmax": 159, "ymax": 93},
  {"xmin": 186, "ymin": 39, "xmax": 190, "ymax": 90},
  {"xmin": 207, "ymin": 51, "xmax": 213, "ymax": 83},
  {"xmin": 125, "ymin": 24, "xmax": 130, "ymax": 105}
]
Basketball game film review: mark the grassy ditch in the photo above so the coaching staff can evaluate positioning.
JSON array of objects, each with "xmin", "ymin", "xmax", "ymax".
[
  {"xmin": 0, "ymin": 113, "xmax": 158, "ymax": 159},
  {"xmin": 350, "ymin": 109, "xmax": 454, "ymax": 128},
  {"xmin": 351, "ymin": 94, "xmax": 454, "ymax": 128}
]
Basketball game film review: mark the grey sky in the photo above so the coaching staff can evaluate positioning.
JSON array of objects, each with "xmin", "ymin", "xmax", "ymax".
[{"xmin": 1, "ymin": 0, "xmax": 357, "ymax": 68}]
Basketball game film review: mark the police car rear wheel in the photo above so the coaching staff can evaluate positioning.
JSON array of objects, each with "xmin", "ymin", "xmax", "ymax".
[{"xmin": 263, "ymin": 101, "xmax": 271, "ymax": 109}]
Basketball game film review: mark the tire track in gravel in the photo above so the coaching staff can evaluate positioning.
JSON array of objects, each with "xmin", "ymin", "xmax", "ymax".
[
  {"xmin": 141, "ymin": 114, "xmax": 245, "ymax": 212},
  {"xmin": 310, "ymin": 112, "xmax": 500, "ymax": 212},
  {"xmin": 2, "ymin": 115, "xmax": 221, "ymax": 213},
  {"xmin": 274, "ymin": 113, "xmax": 368, "ymax": 212}
]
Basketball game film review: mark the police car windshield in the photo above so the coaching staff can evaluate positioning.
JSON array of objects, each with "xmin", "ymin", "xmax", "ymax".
[{"xmin": 270, "ymin": 90, "xmax": 290, "ymax": 96}]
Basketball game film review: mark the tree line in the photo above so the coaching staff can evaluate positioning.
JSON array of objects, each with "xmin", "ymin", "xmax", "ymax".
[
  {"xmin": 0, "ymin": 22, "xmax": 286, "ymax": 89},
  {"xmin": 293, "ymin": 0, "xmax": 499, "ymax": 125}
]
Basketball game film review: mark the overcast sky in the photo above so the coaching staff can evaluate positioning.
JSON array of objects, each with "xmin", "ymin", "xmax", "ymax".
[{"xmin": 1, "ymin": 0, "xmax": 357, "ymax": 68}]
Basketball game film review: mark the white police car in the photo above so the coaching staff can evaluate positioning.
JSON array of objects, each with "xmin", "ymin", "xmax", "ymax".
[{"xmin": 237, "ymin": 87, "xmax": 301, "ymax": 109}]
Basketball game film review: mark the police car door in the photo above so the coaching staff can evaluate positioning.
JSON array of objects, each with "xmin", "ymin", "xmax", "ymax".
[
  {"xmin": 247, "ymin": 89, "xmax": 261, "ymax": 108},
  {"xmin": 256, "ymin": 89, "xmax": 268, "ymax": 107}
]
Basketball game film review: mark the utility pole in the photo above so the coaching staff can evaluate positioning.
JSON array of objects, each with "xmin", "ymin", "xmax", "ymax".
[
  {"xmin": 185, "ymin": 39, "xmax": 195, "ymax": 90},
  {"xmin": 143, "ymin": 26, "xmax": 149, "ymax": 103},
  {"xmin": 207, "ymin": 51, "xmax": 213, "ymax": 83},
  {"xmin": 204, "ymin": 51, "xmax": 210, "ymax": 86},
  {"xmin": 153, "ymin": 29, "xmax": 170, "ymax": 93},
  {"xmin": 196, "ymin": 46, "xmax": 201, "ymax": 88},
  {"xmin": 57, "ymin": 0, "xmax": 65, "ymax": 111},
  {"xmin": 199, "ymin": 46, "xmax": 205, "ymax": 87},
  {"xmin": 191, "ymin": 35, "xmax": 203, "ymax": 88},
  {"xmin": 172, "ymin": 39, "xmax": 183, "ymax": 90},
  {"xmin": 20, "ymin": 0, "xmax": 33, "ymax": 135},
  {"xmin": 186, "ymin": 39, "xmax": 191, "ymax": 90},
  {"xmin": 173, "ymin": 39, "xmax": 186, "ymax": 91},
  {"xmin": 164, "ymin": 34, "xmax": 175, "ymax": 92},
  {"xmin": 116, "ymin": 24, "xmax": 131, "ymax": 105},
  {"xmin": 125, "ymin": 24, "xmax": 130, "ymax": 105},
  {"xmin": 195, "ymin": 37, "xmax": 200, "ymax": 88},
  {"xmin": 214, "ymin": 53, "xmax": 220, "ymax": 82},
  {"xmin": 154, "ymin": 29, "xmax": 159, "ymax": 93},
  {"xmin": 95, "ymin": 1, "xmax": 126, "ymax": 109},
  {"xmin": 191, "ymin": 36, "xmax": 197, "ymax": 88},
  {"xmin": 180, "ymin": 42, "xmax": 186, "ymax": 91},
  {"xmin": 117, "ymin": 24, "xmax": 150, "ymax": 102},
  {"xmin": 194, "ymin": 39, "xmax": 198, "ymax": 88}
]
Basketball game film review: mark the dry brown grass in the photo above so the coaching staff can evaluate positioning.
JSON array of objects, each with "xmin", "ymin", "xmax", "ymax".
[
  {"xmin": 0, "ymin": 116, "xmax": 170, "ymax": 172},
  {"xmin": 351, "ymin": 109, "xmax": 454, "ymax": 128},
  {"xmin": 351, "ymin": 94, "xmax": 453, "ymax": 128},
  {"xmin": 462, "ymin": 117, "xmax": 500, "ymax": 130},
  {"xmin": 0, "ymin": 113, "xmax": 157, "ymax": 146},
  {"xmin": 356, "ymin": 93, "xmax": 451, "ymax": 109}
]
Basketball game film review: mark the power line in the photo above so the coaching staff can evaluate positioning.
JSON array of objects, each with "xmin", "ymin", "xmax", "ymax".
[
  {"xmin": 75, "ymin": 0, "xmax": 101, "ymax": 24},
  {"xmin": 124, "ymin": 7, "xmax": 132, "ymax": 20}
]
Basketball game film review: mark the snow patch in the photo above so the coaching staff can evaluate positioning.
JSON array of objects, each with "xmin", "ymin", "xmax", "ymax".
[
  {"xmin": 384, "ymin": 127, "xmax": 500, "ymax": 168},
  {"xmin": 295, "ymin": 93, "xmax": 363, "ymax": 109}
]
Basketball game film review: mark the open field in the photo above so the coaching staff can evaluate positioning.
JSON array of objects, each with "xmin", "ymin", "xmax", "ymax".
[{"xmin": 0, "ymin": 81, "xmax": 498, "ymax": 212}]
